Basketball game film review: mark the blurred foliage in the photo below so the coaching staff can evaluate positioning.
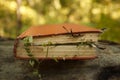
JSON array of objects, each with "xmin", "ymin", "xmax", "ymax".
[{"xmin": 0, "ymin": 0, "xmax": 120, "ymax": 43}]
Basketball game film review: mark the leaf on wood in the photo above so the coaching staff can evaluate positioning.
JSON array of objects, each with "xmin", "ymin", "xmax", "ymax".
[{"xmin": 29, "ymin": 60, "xmax": 35, "ymax": 67}]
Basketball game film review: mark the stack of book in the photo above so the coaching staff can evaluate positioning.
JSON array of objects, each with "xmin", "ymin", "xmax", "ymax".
[{"xmin": 14, "ymin": 23, "xmax": 101, "ymax": 60}]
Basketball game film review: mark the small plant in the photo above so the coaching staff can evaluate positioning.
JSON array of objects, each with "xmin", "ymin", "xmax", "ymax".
[
  {"xmin": 23, "ymin": 36, "xmax": 97, "ymax": 80},
  {"xmin": 23, "ymin": 36, "xmax": 42, "ymax": 80},
  {"xmin": 23, "ymin": 36, "xmax": 59, "ymax": 80}
]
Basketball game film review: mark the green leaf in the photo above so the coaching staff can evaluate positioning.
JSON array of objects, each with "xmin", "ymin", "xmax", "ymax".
[
  {"xmin": 29, "ymin": 36, "xmax": 33, "ymax": 43},
  {"xmin": 42, "ymin": 43, "xmax": 47, "ymax": 47},
  {"xmin": 38, "ymin": 74, "xmax": 42, "ymax": 79},
  {"xmin": 47, "ymin": 41, "xmax": 52, "ymax": 45},
  {"xmin": 33, "ymin": 69, "xmax": 39, "ymax": 75},
  {"xmin": 53, "ymin": 57, "xmax": 59, "ymax": 62},
  {"xmin": 29, "ymin": 60, "xmax": 35, "ymax": 67},
  {"xmin": 27, "ymin": 53, "xmax": 33, "ymax": 57},
  {"xmin": 23, "ymin": 36, "xmax": 33, "ymax": 44}
]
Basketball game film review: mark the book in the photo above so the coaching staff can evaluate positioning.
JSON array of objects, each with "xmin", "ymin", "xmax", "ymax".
[{"xmin": 14, "ymin": 23, "xmax": 101, "ymax": 60}]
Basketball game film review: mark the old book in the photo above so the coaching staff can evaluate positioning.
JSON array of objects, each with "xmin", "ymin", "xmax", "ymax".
[{"xmin": 14, "ymin": 23, "xmax": 101, "ymax": 60}]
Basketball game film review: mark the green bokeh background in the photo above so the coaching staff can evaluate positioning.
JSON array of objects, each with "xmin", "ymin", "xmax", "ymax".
[{"xmin": 0, "ymin": 0, "xmax": 120, "ymax": 43}]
